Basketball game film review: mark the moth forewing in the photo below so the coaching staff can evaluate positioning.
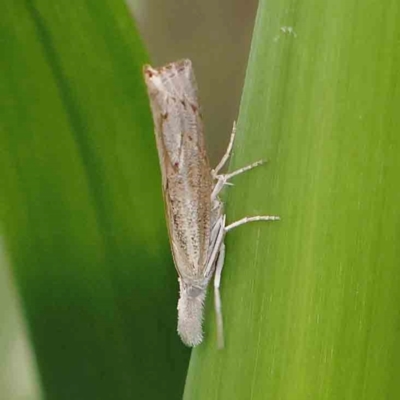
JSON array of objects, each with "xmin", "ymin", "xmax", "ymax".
[{"xmin": 143, "ymin": 60, "xmax": 213, "ymax": 346}]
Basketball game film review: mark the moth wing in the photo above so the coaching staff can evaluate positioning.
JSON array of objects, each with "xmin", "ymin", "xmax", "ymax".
[{"xmin": 144, "ymin": 60, "xmax": 213, "ymax": 282}]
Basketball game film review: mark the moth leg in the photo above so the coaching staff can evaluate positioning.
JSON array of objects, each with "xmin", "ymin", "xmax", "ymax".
[
  {"xmin": 213, "ymin": 216, "xmax": 279, "ymax": 349},
  {"xmin": 212, "ymin": 121, "xmax": 237, "ymax": 176},
  {"xmin": 224, "ymin": 159, "xmax": 265, "ymax": 181},
  {"xmin": 211, "ymin": 159, "xmax": 266, "ymax": 201},
  {"xmin": 204, "ymin": 215, "xmax": 226, "ymax": 278},
  {"xmin": 225, "ymin": 215, "xmax": 280, "ymax": 232},
  {"xmin": 214, "ymin": 242, "xmax": 226, "ymax": 349}
]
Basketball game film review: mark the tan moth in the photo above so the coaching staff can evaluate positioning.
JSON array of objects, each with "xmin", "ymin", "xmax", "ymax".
[{"xmin": 143, "ymin": 59, "xmax": 279, "ymax": 348}]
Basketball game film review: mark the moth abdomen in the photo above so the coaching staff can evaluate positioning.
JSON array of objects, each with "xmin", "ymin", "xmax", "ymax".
[{"xmin": 177, "ymin": 279, "xmax": 207, "ymax": 347}]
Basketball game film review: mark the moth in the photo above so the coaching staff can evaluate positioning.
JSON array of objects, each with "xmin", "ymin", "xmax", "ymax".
[{"xmin": 143, "ymin": 59, "xmax": 279, "ymax": 348}]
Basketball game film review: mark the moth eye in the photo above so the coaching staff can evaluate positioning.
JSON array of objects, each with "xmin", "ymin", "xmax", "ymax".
[
  {"xmin": 174, "ymin": 161, "xmax": 179, "ymax": 168},
  {"xmin": 162, "ymin": 112, "xmax": 169, "ymax": 120}
]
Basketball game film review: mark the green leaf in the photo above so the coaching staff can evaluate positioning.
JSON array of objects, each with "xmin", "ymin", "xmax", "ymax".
[
  {"xmin": 0, "ymin": 2, "xmax": 189, "ymax": 399},
  {"xmin": 184, "ymin": 0, "xmax": 400, "ymax": 398}
]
